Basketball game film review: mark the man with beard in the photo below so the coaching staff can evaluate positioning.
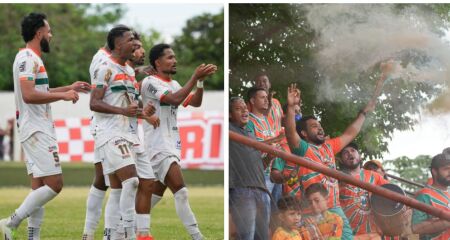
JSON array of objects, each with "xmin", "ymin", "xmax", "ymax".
[
  {"xmin": 412, "ymin": 153, "xmax": 450, "ymax": 240},
  {"xmin": 140, "ymin": 43, "xmax": 217, "ymax": 240},
  {"xmin": 229, "ymin": 96, "xmax": 270, "ymax": 240},
  {"xmin": 124, "ymin": 31, "xmax": 157, "ymax": 240},
  {"xmin": 338, "ymin": 143, "xmax": 388, "ymax": 239},
  {"xmin": 0, "ymin": 12, "xmax": 89, "ymax": 240},
  {"xmin": 284, "ymin": 61, "xmax": 390, "ymax": 240}
]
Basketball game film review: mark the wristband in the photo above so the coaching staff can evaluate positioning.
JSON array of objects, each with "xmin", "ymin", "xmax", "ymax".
[{"xmin": 197, "ymin": 81, "xmax": 204, "ymax": 88}]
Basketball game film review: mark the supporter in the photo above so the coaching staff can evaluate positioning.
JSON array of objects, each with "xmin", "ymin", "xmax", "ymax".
[
  {"xmin": 304, "ymin": 183, "xmax": 344, "ymax": 240},
  {"xmin": 412, "ymin": 153, "xmax": 450, "ymax": 240},
  {"xmin": 272, "ymin": 196, "xmax": 303, "ymax": 240},
  {"xmin": 229, "ymin": 96, "xmax": 271, "ymax": 239}
]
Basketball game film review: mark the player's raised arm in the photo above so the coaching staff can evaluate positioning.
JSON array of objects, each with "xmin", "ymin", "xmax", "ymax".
[
  {"xmin": 183, "ymin": 63, "xmax": 218, "ymax": 107},
  {"xmin": 162, "ymin": 63, "xmax": 216, "ymax": 106}
]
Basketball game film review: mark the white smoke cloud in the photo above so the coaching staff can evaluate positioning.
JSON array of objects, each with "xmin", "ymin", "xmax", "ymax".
[{"xmin": 303, "ymin": 4, "xmax": 450, "ymax": 111}]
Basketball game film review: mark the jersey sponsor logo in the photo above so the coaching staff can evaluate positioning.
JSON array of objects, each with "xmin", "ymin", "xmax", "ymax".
[
  {"xmin": 19, "ymin": 61, "xmax": 26, "ymax": 72},
  {"xmin": 147, "ymin": 83, "xmax": 157, "ymax": 94}
]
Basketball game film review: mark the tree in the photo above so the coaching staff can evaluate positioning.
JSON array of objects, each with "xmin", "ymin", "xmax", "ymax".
[
  {"xmin": 172, "ymin": 9, "xmax": 224, "ymax": 90},
  {"xmin": 229, "ymin": 4, "xmax": 450, "ymax": 158},
  {"xmin": 384, "ymin": 155, "xmax": 431, "ymax": 193},
  {"xmin": 0, "ymin": 4, "xmax": 123, "ymax": 90}
]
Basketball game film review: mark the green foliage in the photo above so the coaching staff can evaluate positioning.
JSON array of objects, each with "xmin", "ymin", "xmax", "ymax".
[
  {"xmin": 1, "ymin": 4, "xmax": 223, "ymax": 91},
  {"xmin": 0, "ymin": 4, "xmax": 124, "ymax": 90},
  {"xmin": 384, "ymin": 155, "xmax": 431, "ymax": 193},
  {"xmin": 229, "ymin": 3, "xmax": 446, "ymax": 158},
  {"xmin": 172, "ymin": 9, "xmax": 224, "ymax": 90}
]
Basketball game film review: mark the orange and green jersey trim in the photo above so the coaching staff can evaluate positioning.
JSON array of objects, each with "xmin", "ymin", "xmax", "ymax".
[
  {"xmin": 339, "ymin": 169, "xmax": 388, "ymax": 235},
  {"xmin": 246, "ymin": 112, "xmax": 274, "ymax": 141},
  {"xmin": 287, "ymin": 138, "xmax": 342, "ymax": 208},
  {"xmin": 412, "ymin": 185, "xmax": 450, "ymax": 240},
  {"xmin": 268, "ymin": 98, "xmax": 283, "ymax": 136}
]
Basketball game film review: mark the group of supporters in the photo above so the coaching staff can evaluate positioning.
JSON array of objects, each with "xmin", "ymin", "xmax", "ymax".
[
  {"xmin": 229, "ymin": 63, "xmax": 450, "ymax": 239},
  {"xmin": 0, "ymin": 12, "xmax": 217, "ymax": 240}
]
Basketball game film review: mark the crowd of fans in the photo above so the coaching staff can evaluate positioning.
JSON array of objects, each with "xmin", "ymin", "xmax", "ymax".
[{"xmin": 229, "ymin": 69, "xmax": 450, "ymax": 240}]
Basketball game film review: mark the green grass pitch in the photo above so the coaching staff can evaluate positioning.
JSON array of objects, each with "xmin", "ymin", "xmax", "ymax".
[{"xmin": 0, "ymin": 186, "xmax": 224, "ymax": 239}]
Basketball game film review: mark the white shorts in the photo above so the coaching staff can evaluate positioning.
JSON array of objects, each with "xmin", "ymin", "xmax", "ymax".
[
  {"xmin": 93, "ymin": 149, "xmax": 110, "ymax": 187},
  {"xmin": 22, "ymin": 131, "xmax": 62, "ymax": 178},
  {"xmin": 132, "ymin": 144, "xmax": 155, "ymax": 180},
  {"xmin": 151, "ymin": 153, "xmax": 180, "ymax": 184},
  {"xmin": 96, "ymin": 137, "xmax": 135, "ymax": 175}
]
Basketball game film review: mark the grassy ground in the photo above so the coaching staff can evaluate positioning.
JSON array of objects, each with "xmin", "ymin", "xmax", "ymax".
[
  {"xmin": 0, "ymin": 162, "xmax": 224, "ymax": 187},
  {"xmin": 0, "ymin": 186, "xmax": 224, "ymax": 240}
]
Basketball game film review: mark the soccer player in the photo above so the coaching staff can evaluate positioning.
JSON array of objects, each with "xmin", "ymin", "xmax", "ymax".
[
  {"xmin": 412, "ymin": 153, "xmax": 450, "ymax": 240},
  {"xmin": 141, "ymin": 43, "xmax": 217, "ymax": 240},
  {"xmin": 125, "ymin": 31, "xmax": 157, "ymax": 240},
  {"xmin": 89, "ymin": 25, "xmax": 153, "ymax": 240},
  {"xmin": 0, "ymin": 12, "xmax": 89, "ymax": 240},
  {"xmin": 82, "ymin": 43, "xmax": 112, "ymax": 240},
  {"xmin": 338, "ymin": 143, "xmax": 388, "ymax": 238},
  {"xmin": 284, "ymin": 61, "xmax": 391, "ymax": 240}
]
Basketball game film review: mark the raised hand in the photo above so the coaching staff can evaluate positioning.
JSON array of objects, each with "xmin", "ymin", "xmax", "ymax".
[
  {"xmin": 380, "ymin": 59, "xmax": 395, "ymax": 77},
  {"xmin": 63, "ymin": 90, "xmax": 79, "ymax": 103},
  {"xmin": 71, "ymin": 81, "xmax": 91, "ymax": 93},
  {"xmin": 287, "ymin": 83, "xmax": 301, "ymax": 106},
  {"xmin": 192, "ymin": 63, "xmax": 218, "ymax": 81}
]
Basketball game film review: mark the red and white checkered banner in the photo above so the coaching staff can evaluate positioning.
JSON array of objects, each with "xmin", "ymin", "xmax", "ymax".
[{"xmin": 54, "ymin": 111, "xmax": 223, "ymax": 170}]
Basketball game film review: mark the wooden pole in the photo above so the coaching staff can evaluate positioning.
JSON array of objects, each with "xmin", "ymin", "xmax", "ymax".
[{"xmin": 229, "ymin": 131, "xmax": 450, "ymax": 221}]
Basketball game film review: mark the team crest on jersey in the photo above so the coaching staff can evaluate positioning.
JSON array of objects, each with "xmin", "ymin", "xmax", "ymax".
[
  {"xmin": 19, "ymin": 61, "xmax": 26, "ymax": 72},
  {"xmin": 104, "ymin": 69, "xmax": 112, "ymax": 83},
  {"xmin": 33, "ymin": 61, "xmax": 39, "ymax": 74}
]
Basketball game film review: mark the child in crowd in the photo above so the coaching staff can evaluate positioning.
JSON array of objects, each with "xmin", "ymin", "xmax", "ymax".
[
  {"xmin": 304, "ymin": 183, "xmax": 344, "ymax": 240},
  {"xmin": 272, "ymin": 196, "xmax": 303, "ymax": 240}
]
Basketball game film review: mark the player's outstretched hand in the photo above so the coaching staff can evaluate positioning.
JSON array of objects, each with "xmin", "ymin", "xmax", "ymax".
[
  {"xmin": 63, "ymin": 90, "xmax": 79, "ymax": 103},
  {"xmin": 71, "ymin": 81, "xmax": 91, "ymax": 93},
  {"xmin": 192, "ymin": 63, "xmax": 218, "ymax": 81},
  {"xmin": 123, "ymin": 102, "xmax": 139, "ymax": 117},
  {"xmin": 143, "ymin": 102, "xmax": 156, "ymax": 117},
  {"xmin": 287, "ymin": 83, "xmax": 301, "ymax": 106}
]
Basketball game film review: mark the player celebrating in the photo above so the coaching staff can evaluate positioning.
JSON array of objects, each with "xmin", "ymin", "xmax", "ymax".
[
  {"xmin": 89, "ymin": 25, "xmax": 154, "ymax": 240},
  {"xmin": 82, "ymin": 43, "xmax": 111, "ymax": 240},
  {"xmin": 0, "ymin": 12, "xmax": 89, "ymax": 240},
  {"xmin": 125, "ymin": 31, "xmax": 157, "ymax": 240},
  {"xmin": 141, "ymin": 43, "xmax": 217, "ymax": 240}
]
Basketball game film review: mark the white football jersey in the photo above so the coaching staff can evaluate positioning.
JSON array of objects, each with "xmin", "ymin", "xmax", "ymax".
[
  {"xmin": 89, "ymin": 48, "xmax": 111, "ymax": 137},
  {"xmin": 92, "ymin": 57, "xmax": 136, "ymax": 148},
  {"xmin": 13, "ymin": 48, "xmax": 56, "ymax": 142},
  {"xmin": 141, "ymin": 75, "xmax": 192, "ymax": 160}
]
